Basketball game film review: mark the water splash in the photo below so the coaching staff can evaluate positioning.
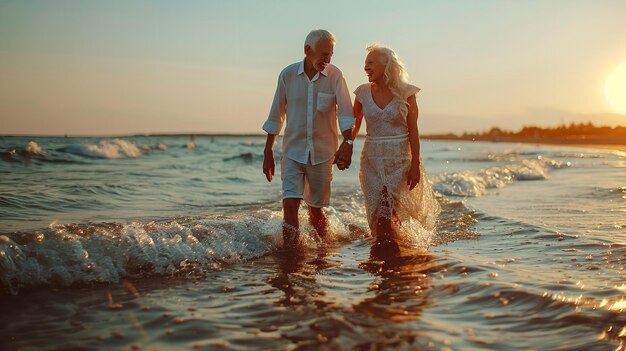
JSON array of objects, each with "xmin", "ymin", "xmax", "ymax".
[
  {"xmin": 0, "ymin": 206, "xmax": 368, "ymax": 294},
  {"xmin": 64, "ymin": 139, "xmax": 143, "ymax": 159},
  {"xmin": 432, "ymin": 158, "xmax": 568, "ymax": 197}
]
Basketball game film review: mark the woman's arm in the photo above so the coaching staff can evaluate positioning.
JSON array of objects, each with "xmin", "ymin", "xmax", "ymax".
[
  {"xmin": 352, "ymin": 99, "xmax": 364, "ymax": 140},
  {"xmin": 406, "ymin": 95, "xmax": 421, "ymax": 190}
]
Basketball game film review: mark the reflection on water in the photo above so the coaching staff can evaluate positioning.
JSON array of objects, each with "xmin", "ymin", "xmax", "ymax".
[
  {"xmin": 269, "ymin": 248, "xmax": 330, "ymax": 308},
  {"xmin": 1, "ymin": 235, "xmax": 623, "ymax": 350},
  {"xmin": 356, "ymin": 246, "xmax": 434, "ymax": 322},
  {"xmin": 263, "ymin": 242, "xmax": 442, "ymax": 349}
]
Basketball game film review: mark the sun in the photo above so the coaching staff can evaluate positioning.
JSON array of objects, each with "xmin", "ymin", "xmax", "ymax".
[{"xmin": 605, "ymin": 61, "xmax": 626, "ymax": 115}]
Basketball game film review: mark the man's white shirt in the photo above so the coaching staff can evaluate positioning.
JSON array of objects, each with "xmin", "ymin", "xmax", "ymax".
[{"xmin": 263, "ymin": 60, "xmax": 354, "ymax": 165}]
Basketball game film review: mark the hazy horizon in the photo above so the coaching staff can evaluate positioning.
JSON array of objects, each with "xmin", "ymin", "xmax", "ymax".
[
  {"xmin": 3, "ymin": 119, "xmax": 625, "ymax": 139},
  {"xmin": 1, "ymin": 1, "xmax": 626, "ymax": 136}
]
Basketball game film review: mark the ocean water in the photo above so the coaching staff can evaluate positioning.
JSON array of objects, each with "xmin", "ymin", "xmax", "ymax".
[{"xmin": 0, "ymin": 135, "xmax": 624, "ymax": 350}]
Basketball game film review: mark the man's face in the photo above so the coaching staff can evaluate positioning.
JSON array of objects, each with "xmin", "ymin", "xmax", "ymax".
[{"xmin": 305, "ymin": 38, "xmax": 334, "ymax": 72}]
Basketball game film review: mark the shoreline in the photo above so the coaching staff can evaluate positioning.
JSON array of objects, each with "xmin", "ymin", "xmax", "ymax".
[
  {"xmin": 2, "ymin": 133, "xmax": 625, "ymax": 154},
  {"xmin": 423, "ymin": 137, "xmax": 626, "ymax": 154}
]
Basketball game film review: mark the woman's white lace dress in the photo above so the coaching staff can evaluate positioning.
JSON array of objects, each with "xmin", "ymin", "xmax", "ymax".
[{"xmin": 354, "ymin": 83, "xmax": 440, "ymax": 247}]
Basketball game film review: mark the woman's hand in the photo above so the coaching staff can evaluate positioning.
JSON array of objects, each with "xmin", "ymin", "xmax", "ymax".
[{"xmin": 407, "ymin": 161, "xmax": 421, "ymax": 190}]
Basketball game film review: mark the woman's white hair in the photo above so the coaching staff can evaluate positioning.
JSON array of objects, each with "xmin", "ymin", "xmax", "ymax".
[
  {"xmin": 304, "ymin": 29, "xmax": 336, "ymax": 50},
  {"xmin": 366, "ymin": 44, "xmax": 411, "ymax": 116}
]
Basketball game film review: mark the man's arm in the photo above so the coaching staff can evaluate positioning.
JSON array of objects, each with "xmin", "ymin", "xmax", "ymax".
[
  {"xmin": 263, "ymin": 134, "xmax": 276, "ymax": 182},
  {"xmin": 262, "ymin": 72, "xmax": 286, "ymax": 138},
  {"xmin": 261, "ymin": 72, "xmax": 286, "ymax": 181},
  {"xmin": 334, "ymin": 73, "xmax": 355, "ymax": 170},
  {"xmin": 334, "ymin": 129, "xmax": 353, "ymax": 170}
]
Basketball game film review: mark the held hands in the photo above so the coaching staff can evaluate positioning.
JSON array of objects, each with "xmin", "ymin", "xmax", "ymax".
[
  {"xmin": 407, "ymin": 160, "xmax": 421, "ymax": 190},
  {"xmin": 333, "ymin": 140, "xmax": 353, "ymax": 170},
  {"xmin": 263, "ymin": 148, "xmax": 275, "ymax": 182}
]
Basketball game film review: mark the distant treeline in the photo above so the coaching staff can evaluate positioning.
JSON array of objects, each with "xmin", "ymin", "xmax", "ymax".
[{"xmin": 424, "ymin": 123, "xmax": 626, "ymax": 145}]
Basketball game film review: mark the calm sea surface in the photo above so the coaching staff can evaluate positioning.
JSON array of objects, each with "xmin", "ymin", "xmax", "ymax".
[{"xmin": 0, "ymin": 135, "xmax": 624, "ymax": 350}]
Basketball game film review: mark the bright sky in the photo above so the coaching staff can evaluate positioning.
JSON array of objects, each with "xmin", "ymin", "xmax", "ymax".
[{"xmin": 1, "ymin": 0, "xmax": 625, "ymax": 136}]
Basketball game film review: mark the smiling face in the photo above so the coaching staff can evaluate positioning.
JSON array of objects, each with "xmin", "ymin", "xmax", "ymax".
[
  {"xmin": 364, "ymin": 51, "xmax": 387, "ymax": 84},
  {"xmin": 305, "ymin": 38, "xmax": 334, "ymax": 72}
]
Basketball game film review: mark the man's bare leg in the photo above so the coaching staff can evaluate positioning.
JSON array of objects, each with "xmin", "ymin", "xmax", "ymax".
[
  {"xmin": 283, "ymin": 198, "xmax": 301, "ymax": 248},
  {"xmin": 308, "ymin": 206, "xmax": 329, "ymax": 241}
]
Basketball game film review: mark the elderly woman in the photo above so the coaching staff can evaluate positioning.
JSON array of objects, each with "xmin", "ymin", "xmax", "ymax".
[{"xmin": 347, "ymin": 44, "xmax": 440, "ymax": 251}]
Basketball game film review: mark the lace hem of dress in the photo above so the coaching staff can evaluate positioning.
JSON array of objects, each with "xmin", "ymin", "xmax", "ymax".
[
  {"xmin": 359, "ymin": 135, "xmax": 440, "ymax": 248},
  {"xmin": 377, "ymin": 186, "xmax": 396, "ymax": 221}
]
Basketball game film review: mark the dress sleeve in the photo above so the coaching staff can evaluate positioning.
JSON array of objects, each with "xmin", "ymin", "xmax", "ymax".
[
  {"xmin": 405, "ymin": 84, "xmax": 421, "ymax": 99},
  {"xmin": 353, "ymin": 84, "xmax": 367, "ymax": 103}
]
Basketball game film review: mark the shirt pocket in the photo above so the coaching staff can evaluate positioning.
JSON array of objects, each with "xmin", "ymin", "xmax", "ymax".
[{"xmin": 317, "ymin": 92, "xmax": 335, "ymax": 113}]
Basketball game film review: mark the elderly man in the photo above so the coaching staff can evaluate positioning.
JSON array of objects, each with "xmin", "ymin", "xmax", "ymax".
[{"xmin": 262, "ymin": 29, "xmax": 355, "ymax": 248}]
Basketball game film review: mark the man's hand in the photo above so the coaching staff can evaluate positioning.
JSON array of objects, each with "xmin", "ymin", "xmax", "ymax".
[
  {"xmin": 263, "ymin": 148, "xmax": 275, "ymax": 182},
  {"xmin": 407, "ymin": 161, "xmax": 421, "ymax": 190},
  {"xmin": 333, "ymin": 140, "xmax": 353, "ymax": 170}
]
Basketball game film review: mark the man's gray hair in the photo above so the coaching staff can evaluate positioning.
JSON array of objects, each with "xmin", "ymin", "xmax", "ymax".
[{"xmin": 304, "ymin": 29, "xmax": 336, "ymax": 50}]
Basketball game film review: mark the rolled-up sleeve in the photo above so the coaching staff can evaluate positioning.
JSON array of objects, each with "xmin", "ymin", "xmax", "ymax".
[
  {"xmin": 262, "ymin": 73, "xmax": 286, "ymax": 135},
  {"xmin": 335, "ymin": 74, "xmax": 355, "ymax": 133}
]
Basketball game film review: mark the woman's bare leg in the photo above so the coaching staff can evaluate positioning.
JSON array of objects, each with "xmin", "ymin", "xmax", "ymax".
[{"xmin": 374, "ymin": 187, "xmax": 400, "ymax": 253}]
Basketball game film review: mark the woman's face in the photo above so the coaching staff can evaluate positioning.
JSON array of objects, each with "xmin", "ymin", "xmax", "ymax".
[{"xmin": 364, "ymin": 51, "xmax": 386, "ymax": 83}]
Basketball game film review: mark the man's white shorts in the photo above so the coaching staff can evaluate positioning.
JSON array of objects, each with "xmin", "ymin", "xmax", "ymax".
[{"xmin": 281, "ymin": 156, "xmax": 334, "ymax": 208}]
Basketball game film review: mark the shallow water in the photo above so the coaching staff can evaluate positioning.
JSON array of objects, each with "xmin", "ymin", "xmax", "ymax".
[{"xmin": 0, "ymin": 136, "xmax": 624, "ymax": 350}]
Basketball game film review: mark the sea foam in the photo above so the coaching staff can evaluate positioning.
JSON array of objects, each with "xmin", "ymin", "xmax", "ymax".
[
  {"xmin": 431, "ymin": 158, "xmax": 568, "ymax": 197},
  {"xmin": 64, "ymin": 139, "xmax": 143, "ymax": 159},
  {"xmin": 0, "ymin": 208, "xmax": 362, "ymax": 294}
]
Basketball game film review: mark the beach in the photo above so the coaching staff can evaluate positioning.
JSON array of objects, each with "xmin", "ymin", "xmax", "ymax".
[{"xmin": 1, "ymin": 135, "xmax": 624, "ymax": 350}]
